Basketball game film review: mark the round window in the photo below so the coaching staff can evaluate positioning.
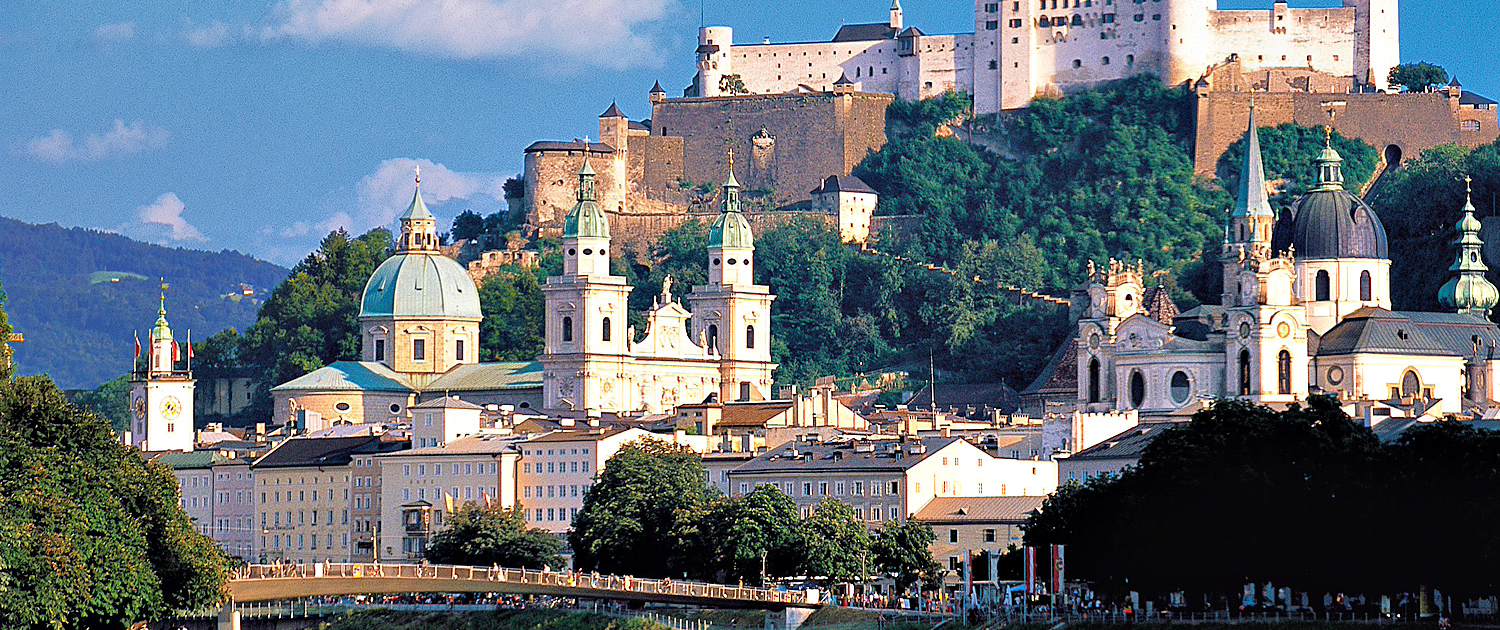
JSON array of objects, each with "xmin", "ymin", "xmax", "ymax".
[
  {"xmin": 568, "ymin": 248, "xmax": 576, "ymax": 256},
  {"xmin": 601, "ymin": 248, "xmax": 607, "ymax": 255},
  {"xmin": 335, "ymin": 402, "xmax": 351, "ymax": 412},
  {"xmin": 583, "ymin": 248, "xmax": 593, "ymax": 255},
  {"xmin": 1239, "ymin": 322, "xmax": 1252, "ymax": 339},
  {"xmin": 389, "ymin": 403, "xmax": 401, "ymax": 414},
  {"xmin": 1170, "ymin": 371, "xmax": 1190, "ymax": 404},
  {"xmin": 713, "ymin": 258, "xmax": 721, "ymax": 265},
  {"xmin": 1327, "ymin": 366, "xmax": 1344, "ymax": 385},
  {"xmin": 1277, "ymin": 321, "xmax": 1291, "ymax": 338},
  {"xmin": 1129, "ymin": 371, "xmax": 1146, "ymax": 408},
  {"xmin": 1472, "ymin": 251, "xmax": 1480, "ymax": 263},
  {"xmin": 519, "ymin": 402, "xmax": 531, "ymax": 409},
  {"xmin": 727, "ymin": 258, "xmax": 737, "ymax": 265},
  {"xmin": 1089, "ymin": 333, "xmax": 1101, "ymax": 349}
]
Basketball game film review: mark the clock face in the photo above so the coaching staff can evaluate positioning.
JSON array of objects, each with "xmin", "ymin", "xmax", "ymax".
[
  {"xmin": 133, "ymin": 397, "xmax": 146, "ymax": 420},
  {"xmin": 161, "ymin": 396, "xmax": 182, "ymax": 420},
  {"xmin": 1239, "ymin": 322, "xmax": 1252, "ymax": 339},
  {"xmin": 1278, "ymin": 322, "xmax": 1292, "ymax": 338}
]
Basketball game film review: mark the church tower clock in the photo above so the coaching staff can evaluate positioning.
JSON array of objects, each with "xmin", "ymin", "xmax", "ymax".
[{"xmin": 130, "ymin": 287, "xmax": 195, "ymax": 452}]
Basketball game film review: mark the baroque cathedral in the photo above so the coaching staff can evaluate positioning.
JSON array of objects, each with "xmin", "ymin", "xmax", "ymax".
[{"xmin": 1076, "ymin": 106, "xmax": 1500, "ymax": 418}]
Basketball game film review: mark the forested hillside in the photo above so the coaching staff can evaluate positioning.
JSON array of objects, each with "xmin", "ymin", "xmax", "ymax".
[{"xmin": 0, "ymin": 218, "xmax": 287, "ymax": 388}]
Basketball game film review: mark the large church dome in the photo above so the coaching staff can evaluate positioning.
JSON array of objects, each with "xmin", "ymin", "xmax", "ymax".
[
  {"xmin": 359, "ymin": 186, "xmax": 481, "ymax": 320},
  {"xmin": 1275, "ymin": 140, "xmax": 1388, "ymax": 259}
]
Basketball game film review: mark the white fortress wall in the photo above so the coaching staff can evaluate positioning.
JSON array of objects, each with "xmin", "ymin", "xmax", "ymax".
[
  {"xmin": 1205, "ymin": 6, "xmax": 1357, "ymax": 81},
  {"xmin": 730, "ymin": 40, "xmax": 903, "ymax": 95},
  {"xmin": 902, "ymin": 33, "xmax": 976, "ymax": 100}
]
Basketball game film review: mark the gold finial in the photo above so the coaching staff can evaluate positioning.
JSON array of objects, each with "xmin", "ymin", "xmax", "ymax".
[
  {"xmin": 1467, "ymin": 175, "xmax": 1473, "ymax": 194},
  {"xmin": 727, "ymin": 147, "xmax": 736, "ymax": 170},
  {"xmin": 1324, "ymin": 124, "xmax": 1332, "ymax": 146},
  {"xmin": 415, "ymin": 165, "xmax": 421, "ymax": 186}
]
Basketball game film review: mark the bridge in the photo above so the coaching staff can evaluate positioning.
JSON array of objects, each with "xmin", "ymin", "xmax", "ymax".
[{"xmin": 217, "ymin": 563, "xmax": 821, "ymax": 630}]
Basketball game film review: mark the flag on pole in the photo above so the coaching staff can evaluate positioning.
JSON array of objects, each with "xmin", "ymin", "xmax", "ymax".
[
  {"xmin": 444, "ymin": 491, "xmax": 454, "ymax": 513},
  {"xmin": 134, "ymin": 331, "xmax": 141, "ymax": 358},
  {"xmin": 1050, "ymin": 544, "xmax": 1065, "ymax": 597},
  {"xmin": 482, "ymin": 490, "xmax": 492, "ymax": 508},
  {"xmin": 172, "ymin": 339, "xmax": 180, "ymax": 364},
  {"xmin": 1023, "ymin": 546, "xmax": 1038, "ymax": 596}
]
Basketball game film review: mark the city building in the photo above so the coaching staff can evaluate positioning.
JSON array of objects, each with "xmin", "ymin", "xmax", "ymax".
[
  {"xmin": 377, "ymin": 433, "xmax": 525, "ymax": 560},
  {"xmin": 516, "ymin": 427, "xmax": 659, "ymax": 533},
  {"xmin": 728, "ymin": 436, "xmax": 1057, "ymax": 524},
  {"xmin": 152, "ymin": 450, "xmax": 258, "ymax": 559},
  {"xmin": 252, "ymin": 434, "xmax": 407, "ymax": 562},
  {"xmin": 916, "ymin": 495, "xmax": 1045, "ymax": 582},
  {"xmin": 270, "ymin": 175, "xmax": 545, "ymax": 428},
  {"xmin": 540, "ymin": 163, "xmax": 777, "ymax": 413},
  {"xmin": 1069, "ymin": 106, "xmax": 1500, "ymax": 419},
  {"xmin": 694, "ymin": 0, "xmax": 1398, "ymax": 114},
  {"xmin": 130, "ymin": 292, "xmax": 195, "ymax": 452}
]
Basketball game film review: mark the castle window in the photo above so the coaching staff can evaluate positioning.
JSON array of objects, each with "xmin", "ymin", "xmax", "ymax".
[
  {"xmin": 1088, "ymin": 358, "xmax": 1101, "ymax": 403},
  {"xmin": 1127, "ymin": 54, "xmax": 1134, "ymax": 65},
  {"xmin": 1360, "ymin": 270, "xmax": 1372, "ymax": 300},
  {"xmin": 987, "ymin": 20, "xmax": 999, "ymax": 29},
  {"xmin": 563, "ymin": 317, "xmax": 574, "ymax": 342},
  {"xmin": 746, "ymin": 325, "xmax": 755, "ymax": 349},
  {"xmin": 1315, "ymin": 270, "xmax": 1331, "ymax": 301},
  {"xmin": 374, "ymin": 339, "xmax": 385, "ymax": 362},
  {"xmin": 989, "ymin": 60, "xmax": 998, "ymax": 69},
  {"xmin": 1071, "ymin": 15, "xmax": 1083, "ymax": 25},
  {"xmin": 1277, "ymin": 350, "xmax": 1292, "ymax": 395},
  {"xmin": 1462, "ymin": 120, "xmax": 1482, "ymax": 131},
  {"xmin": 455, "ymin": 339, "xmax": 464, "ymax": 362},
  {"xmin": 1129, "ymin": 371, "xmax": 1146, "ymax": 408},
  {"xmin": 1239, "ymin": 349, "xmax": 1252, "ymax": 395},
  {"xmin": 1170, "ymin": 371, "xmax": 1190, "ymax": 404},
  {"xmin": 602, "ymin": 317, "xmax": 612, "ymax": 342},
  {"xmin": 1133, "ymin": 13, "xmax": 1143, "ymax": 21},
  {"xmin": 1152, "ymin": 13, "xmax": 1160, "ymax": 20},
  {"xmin": 1073, "ymin": 59, "xmax": 1082, "ymax": 68},
  {"xmin": 412, "ymin": 339, "xmax": 426, "ymax": 361}
]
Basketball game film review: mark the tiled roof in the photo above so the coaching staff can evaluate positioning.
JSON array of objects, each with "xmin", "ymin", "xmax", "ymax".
[
  {"xmin": 424, "ymin": 362, "xmax": 543, "ymax": 392},
  {"xmin": 411, "ymin": 396, "xmax": 484, "ymax": 410},
  {"xmin": 907, "ymin": 383, "xmax": 1020, "ymax": 415},
  {"xmin": 1063, "ymin": 422, "xmax": 1179, "ymax": 461},
  {"xmin": 270, "ymin": 361, "xmax": 414, "ymax": 393},
  {"xmin": 732, "ymin": 437, "xmax": 962, "ymax": 473},
  {"xmin": 253, "ymin": 435, "xmax": 406, "ymax": 469},
  {"xmin": 832, "ymin": 23, "xmax": 897, "ymax": 42},
  {"xmin": 1142, "ymin": 285, "xmax": 1180, "ymax": 324},
  {"xmin": 1022, "ymin": 329, "xmax": 1078, "ymax": 396},
  {"xmin": 600, "ymin": 102, "xmax": 626, "ymax": 118},
  {"xmin": 524, "ymin": 141, "xmax": 616, "ymax": 153},
  {"xmin": 1315, "ymin": 307, "xmax": 1498, "ymax": 357},
  {"xmin": 717, "ymin": 402, "xmax": 794, "ymax": 427},
  {"xmin": 386, "ymin": 433, "xmax": 528, "ymax": 457},
  {"xmin": 523, "ymin": 427, "xmax": 637, "ymax": 443},
  {"xmin": 1460, "ymin": 91, "xmax": 1497, "ymax": 106},
  {"xmin": 913, "ymin": 496, "xmax": 1046, "ymax": 524},
  {"xmin": 150, "ymin": 449, "xmax": 233, "ymax": 469},
  {"xmin": 811, "ymin": 174, "xmax": 876, "ymax": 195}
]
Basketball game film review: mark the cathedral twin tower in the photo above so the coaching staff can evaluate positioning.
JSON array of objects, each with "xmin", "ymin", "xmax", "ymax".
[{"xmin": 540, "ymin": 161, "xmax": 777, "ymax": 414}]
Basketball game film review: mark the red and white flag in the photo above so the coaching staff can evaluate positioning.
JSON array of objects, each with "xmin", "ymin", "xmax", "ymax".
[{"xmin": 134, "ymin": 332, "xmax": 141, "ymax": 358}]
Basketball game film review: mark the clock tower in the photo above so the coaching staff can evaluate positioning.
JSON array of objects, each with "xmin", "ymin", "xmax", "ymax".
[{"xmin": 130, "ymin": 289, "xmax": 195, "ymax": 452}]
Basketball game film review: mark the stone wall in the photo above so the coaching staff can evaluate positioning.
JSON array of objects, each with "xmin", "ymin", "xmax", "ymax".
[{"xmin": 1194, "ymin": 86, "xmax": 1500, "ymax": 177}]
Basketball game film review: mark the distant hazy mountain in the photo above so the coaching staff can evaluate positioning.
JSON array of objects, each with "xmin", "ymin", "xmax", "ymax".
[{"xmin": 0, "ymin": 217, "xmax": 288, "ymax": 389}]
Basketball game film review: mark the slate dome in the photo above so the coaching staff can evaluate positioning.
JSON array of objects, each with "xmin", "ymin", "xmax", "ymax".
[{"xmin": 1275, "ymin": 140, "xmax": 1388, "ymax": 259}]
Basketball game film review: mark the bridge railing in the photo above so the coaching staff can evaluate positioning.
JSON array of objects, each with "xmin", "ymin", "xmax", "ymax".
[{"xmin": 232, "ymin": 563, "xmax": 816, "ymax": 606}]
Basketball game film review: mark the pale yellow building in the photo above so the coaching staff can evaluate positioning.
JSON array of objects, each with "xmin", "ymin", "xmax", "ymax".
[{"xmin": 252, "ymin": 434, "xmax": 407, "ymax": 562}]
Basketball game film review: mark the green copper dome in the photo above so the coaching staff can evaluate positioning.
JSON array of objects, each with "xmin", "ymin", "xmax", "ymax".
[
  {"xmin": 360, "ymin": 253, "xmax": 481, "ymax": 319},
  {"xmin": 563, "ymin": 161, "xmax": 610, "ymax": 239},
  {"xmin": 709, "ymin": 167, "xmax": 754, "ymax": 248},
  {"xmin": 1439, "ymin": 180, "xmax": 1498, "ymax": 318},
  {"xmin": 151, "ymin": 294, "xmax": 173, "ymax": 341}
]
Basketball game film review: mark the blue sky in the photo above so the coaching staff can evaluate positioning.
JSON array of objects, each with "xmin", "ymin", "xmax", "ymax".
[{"xmin": 1, "ymin": 0, "xmax": 1495, "ymax": 266}]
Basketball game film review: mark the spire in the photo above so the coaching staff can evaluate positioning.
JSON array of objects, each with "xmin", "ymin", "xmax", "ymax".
[
  {"xmin": 579, "ymin": 159, "xmax": 597, "ymax": 202},
  {"xmin": 709, "ymin": 150, "xmax": 754, "ymax": 249},
  {"xmin": 1439, "ymin": 176, "xmax": 1498, "ymax": 318},
  {"xmin": 563, "ymin": 160, "xmax": 610, "ymax": 239},
  {"xmin": 152, "ymin": 279, "xmax": 173, "ymax": 341},
  {"xmin": 722, "ymin": 148, "xmax": 741, "ymax": 207},
  {"xmin": 1233, "ymin": 102, "xmax": 1274, "ymax": 218},
  {"xmin": 1314, "ymin": 126, "xmax": 1346, "ymax": 191},
  {"xmin": 890, "ymin": 0, "xmax": 904, "ymax": 30}
]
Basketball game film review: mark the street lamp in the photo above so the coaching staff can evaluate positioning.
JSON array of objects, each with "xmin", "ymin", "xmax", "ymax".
[{"xmin": 761, "ymin": 549, "xmax": 768, "ymax": 587}]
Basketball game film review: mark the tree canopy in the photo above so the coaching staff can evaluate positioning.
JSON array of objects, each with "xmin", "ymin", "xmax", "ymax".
[
  {"xmin": 477, "ymin": 267, "xmax": 546, "ymax": 361},
  {"xmin": 704, "ymin": 485, "xmax": 805, "ymax": 584},
  {"xmin": 1388, "ymin": 62, "xmax": 1449, "ymax": 92},
  {"xmin": 426, "ymin": 502, "xmax": 564, "ymax": 569},
  {"xmin": 872, "ymin": 518, "xmax": 944, "ymax": 594},
  {"xmin": 568, "ymin": 438, "xmax": 717, "ymax": 577},
  {"xmin": 801, "ymin": 498, "xmax": 873, "ymax": 587},
  {"xmin": 0, "ymin": 375, "xmax": 228, "ymax": 628},
  {"xmin": 1217, "ymin": 123, "xmax": 1380, "ymax": 199}
]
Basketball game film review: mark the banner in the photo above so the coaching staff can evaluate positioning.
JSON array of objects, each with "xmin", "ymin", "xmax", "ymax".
[
  {"xmin": 1023, "ymin": 546, "xmax": 1038, "ymax": 596},
  {"xmin": 1050, "ymin": 544, "xmax": 1065, "ymax": 595}
]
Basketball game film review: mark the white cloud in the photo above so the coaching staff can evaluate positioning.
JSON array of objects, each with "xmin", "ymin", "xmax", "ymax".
[
  {"xmin": 260, "ymin": 0, "xmax": 673, "ymax": 68},
  {"xmin": 137, "ymin": 193, "xmax": 208, "ymax": 242},
  {"xmin": 185, "ymin": 20, "xmax": 231, "ymax": 47},
  {"xmin": 95, "ymin": 22, "xmax": 136, "ymax": 42},
  {"xmin": 24, "ymin": 119, "xmax": 168, "ymax": 164},
  {"xmin": 315, "ymin": 157, "xmax": 509, "ymax": 235}
]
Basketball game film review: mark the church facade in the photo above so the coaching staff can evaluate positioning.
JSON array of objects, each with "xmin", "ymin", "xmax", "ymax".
[
  {"xmin": 539, "ymin": 161, "xmax": 778, "ymax": 414},
  {"xmin": 1076, "ymin": 106, "xmax": 1500, "ymax": 418}
]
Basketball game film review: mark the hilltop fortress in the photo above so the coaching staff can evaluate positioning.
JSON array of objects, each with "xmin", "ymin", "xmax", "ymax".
[{"xmin": 695, "ymin": 0, "xmax": 1397, "ymax": 114}]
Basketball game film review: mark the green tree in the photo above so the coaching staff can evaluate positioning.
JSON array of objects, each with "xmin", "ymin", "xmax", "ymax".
[
  {"xmin": 451, "ymin": 210, "xmax": 485, "ymax": 243},
  {"xmin": 240, "ymin": 229, "xmax": 391, "ymax": 401},
  {"xmin": 871, "ymin": 518, "xmax": 943, "ymax": 595},
  {"xmin": 1388, "ymin": 62, "xmax": 1449, "ymax": 92},
  {"xmin": 72, "ymin": 373, "xmax": 133, "ymax": 432},
  {"xmin": 426, "ymin": 502, "xmax": 564, "ymax": 569},
  {"xmin": 1217, "ymin": 122, "xmax": 1380, "ymax": 198},
  {"xmin": 569, "ymin": 438, "xmax": 716, "ymax": 578},
  {"xmin": 706, "ymin": 485, "xmax": 804, "ymax": 584},
  {"xmin": 478, "ymin": 267, "xmax": 545, "ymax": 361},
  {"xmin": 801, "ymin": 498, "xmax": 872, "ymax": 587},
  {"xmin": 0, "ymin": 376, "xmax": 228, "ymax": 628},
  {"xmin": 719, "ymin": 74, "xmax": 748, "ymax": 96}
]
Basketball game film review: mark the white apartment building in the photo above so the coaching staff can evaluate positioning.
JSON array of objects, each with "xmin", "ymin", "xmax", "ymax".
[
  {"xmin": 727, "ymin": 436, "xmax": 1057, "ymax": 524},
  {"xmin": 516, "ymin": 427, "xmax": 658, "ymax": 533},
  {"xmin": 377, "ymin": 433, "xmax": 524, "ymax": 560}
]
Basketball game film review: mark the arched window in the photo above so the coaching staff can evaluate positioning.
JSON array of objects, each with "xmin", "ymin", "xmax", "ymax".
[
  {"xmin": 1239, "ymin": 349, "xmax": 1252, "ymax": 396},
  {"xmin": 601, "ymin": 317, "xmax": 611, "ymax": 342},
  {"xmin": 1129, "ymin": 371, "xmax": 1146, "ymax": 408},
  {"xmin": 1402, "ymin": 370, "xmax": 1421, "ymax": 398},
  {"xmin": 1360, "ymin": 270, "xmax": 1372, "ymax": 301},
  {"xmin": 1277, "ymin": 349, "xmax": 1292, "ymax": 395},
  {"xmin": 1170, "ymin": 371, "xmax": 1190, "ymax": 404},
  {"xmin": 1315, "ymin": 270, "xmax": 1331, "ymax": 301},
  {"xmin": 745, "ymin": 325, "xmax": 755, "ymax": 349},
  {"xmin": 1087, "ymin": 358, "xmax": 1101, "ymax": 403},
  {"xmin": 708, "ymin": 324, "xmax": 719, "ymax": 352},
  {"xmin": 739, "ymin": 381, "xmax": 752, "ymax": 402},
  {"xmin": 562, "ymin": 317, "xmax": 573, "ymax": 342}
]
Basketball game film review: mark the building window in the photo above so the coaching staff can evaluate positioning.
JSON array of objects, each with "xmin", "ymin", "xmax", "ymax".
[
  {"xmin": 455, "ymin": 339, "xmax": 464, "ymax": 362},
  {"xmin": 949, "ymin": 529, "xmax": 959, "ymax": 543},
  {"xmin": 1088, "ymin": 357, "xmax": 1101, "ymax": 403},
  {"xmin": 1009, "ymin": 19, "xmax": 1023, "ymax": 27},
  {"xmin": 374, "ymin": 339, "xmax": 385, "ymax": 362},
  {"xmin": 708, "ymin": 324, "xmax": 719, "ymax": 352},
  {"xmin": 1315, "ymin": 270, "xmax": 1331, "ymax": 301},
  {"xmin": 986, "ymin": 20, "xmax": 999, "ymax": 29},
  {"xmin": 1072, "ymin": 59, "xmax": 1082, "ymax": 68},
  {"xmin": 739, "ymin": 381, "xmax": 752, "ymax": 401},
  {"xmin": 1462, "ymin": 120, "xmax": 1482, "ymax": 131},
  {"xmin": 1129, "ymin": 371, "xmax": 1146, "ymax": 408},
  {"xmin": 412, "ymin": 338, "xmax": 426, "ymax": 361},
  {"xmin": 1170, "ymin": 371, "xmax": 1190, "ymax": 404},
  {"xmin": 989, "ymin": 60, "xmax": 998, "ymax": 70},
  {"xmin": 1239, "ymin": 349, "xmax": 1252, "ymax": 396},
  {"xmin": 1102, "ymin": 13, "xmax": 1114, "ymax": 23},
  {"xmin": 1402, "ymin": 370, "xmax": 1421, "ymax": 398},
  {"xmin": 602, "ymin": 317, "xmax": 612, "ymax": 342},
  {"xmin": 890, "ymin": 480, "xmax": 900, "ymax": 494},
  {"xmin": 562, "ymin": 316, "xmax": 573, "ymax": 342},
  {"xmin": 1277, "ymin": 350, "xmax": 1292, "ymax": 395},
  {"xmin": 745, "ymin": 325, "xmax": 755, "ymax": 349},
  {"xmin": 1126, "ymin": 54, "xmax": 1134, "ymax": 65},
  {"xmin": 985, "ymin": 2, "xmax": 999, "ymax": 10},
  {"xmin": 1360, "ymin": 270, "xmax": 1372, "ymax": 301},
  {"xmin": 985, "ymin": 529, "xmax": 997, "ymax": 542}
]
